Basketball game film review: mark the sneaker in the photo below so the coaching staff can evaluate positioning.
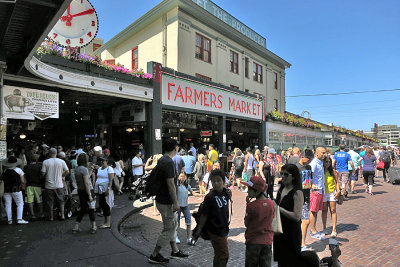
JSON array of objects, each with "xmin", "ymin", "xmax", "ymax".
[
  {"xmin": 310, "ymin": 231, "xmax": 325, "ymax": 240},
  {"xmin": 187, "ymin": 238, "xmax": 193, "ymax": 245},
  {"xmin": 242, "ymin": 188, "xmax": 248, "ymax": 193},
  {"xmin": 301, "ymin": 246, "xmax": 309, "ymax": 251},
  {"xmin": 8, "ymin": 220, "xmax": 12, "ymax": 225},
  {"xmin": 171, "ymin": 250, "xmax": 189, "ymax": 258},
  {"xmin": 17, "ymin": 219, "xmax": 29, "ymax": 225},
  {"xmin": 175, "ymin": 236, "xmax": 180, "ymax": 244},
  {"xmin": 331, "ymin": 231, "xmax": 337, "ymax": 237},
  {"xmin": 148, "ymin": 253, "xmax": 169, "ymax": 264}
]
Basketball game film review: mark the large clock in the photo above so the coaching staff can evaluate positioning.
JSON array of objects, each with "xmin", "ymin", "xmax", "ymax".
[{"xmin": 49, "ymin": 0, "xmax": 99, "ymax": 48}]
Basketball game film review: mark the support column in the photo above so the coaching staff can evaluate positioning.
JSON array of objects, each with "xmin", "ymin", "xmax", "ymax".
[
  {"xmin": 218, "ymin": 115, "xmax": 226, "ymax": 154},
  {"xmin": 147, "ymin": 62, "xmax": 163, "ymax": 155},
  {"xmin": 259, "ymin": 120, "xmax": 266, "ymax": 148}
]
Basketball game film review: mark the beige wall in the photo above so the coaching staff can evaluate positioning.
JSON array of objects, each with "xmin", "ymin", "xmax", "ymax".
[{"xmin": 100, "ymin": 6, "xmax": 286, "ymax": 112}]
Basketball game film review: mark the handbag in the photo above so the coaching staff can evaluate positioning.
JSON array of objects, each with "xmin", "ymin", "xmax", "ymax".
[
  {"xmin": 272, "ymin": 204, "xmax": 283, "ymax": 235},
  {"xmin": 377, "ymin": 161, "xmax": 385, "ymax": 170},
  {"xmin": 111, "ymin": 174, "xmax": 120, "ymax": 191}
]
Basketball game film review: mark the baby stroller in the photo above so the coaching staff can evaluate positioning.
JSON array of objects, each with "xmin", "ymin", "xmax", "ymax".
[
  {"xmin": 129, "ymin": 173, "xmax": 150, "ymax": 201},
  {"xmin": 64, "ymin": 189, "xmax": 81, "ymax": 218}
]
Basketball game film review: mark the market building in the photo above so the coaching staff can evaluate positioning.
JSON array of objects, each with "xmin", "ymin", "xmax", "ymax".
[{"xmin": 0, "ymin": 0, "xmax": 154, "ymax": 159}]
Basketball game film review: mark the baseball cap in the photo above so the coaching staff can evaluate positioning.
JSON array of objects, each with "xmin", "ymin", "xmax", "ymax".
[{"xmin": 241, "ymin": 176, "xmax": 267, "ymax": 193}]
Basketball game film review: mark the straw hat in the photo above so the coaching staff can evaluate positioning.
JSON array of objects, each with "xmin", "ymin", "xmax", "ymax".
[{"xmin": 2, "ymin": 156, "xmax": 23, "ymax": 168}]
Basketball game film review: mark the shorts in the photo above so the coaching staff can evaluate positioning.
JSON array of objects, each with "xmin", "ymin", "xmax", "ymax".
[
  {"xmin": 310, "ymin": 191, "xmax": 324, "ymax": 212},
  {"xmin": 323, "ymin": 191, "xmax": 337, "ymax": 202},
  {"xmin": 178, "ymin": 206, "xmax": 192, "ymax": 225},
  {"xmin": 26, "ymin": 186, "xmax": 42, "ymax": 204},
  {"xmin": 155, "ymin": 202, "xmax": 178, "ymax": 248},
  {"xmin": 301, "ymin": 202, "xmax": 310, "ymax": 220},
  {"xmin": 45, "ymin": 188, "xmax": 65, "ymax": 207},
  {"xmin": 350, "ymin": 170, "xmax": 358, "ymax": 181},
  {"xmin": 338, "ymin": 171, "xmax": 350, "ymax": 184}
]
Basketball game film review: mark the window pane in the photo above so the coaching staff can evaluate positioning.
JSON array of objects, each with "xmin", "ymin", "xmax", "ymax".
[
  {"xmin": 204, "ymin": 39, "xmax": 210, "ymax": 51},
  {"xmin": 204, "ymin": 51, "xmax": 209, "ymax": 62},
  {"xmin": 196, "ymin": 35, "xmax": 201, "ymax": 46}
]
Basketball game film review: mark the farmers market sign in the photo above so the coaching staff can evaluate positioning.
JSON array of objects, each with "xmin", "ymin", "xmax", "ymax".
[
  {"xmin": 161, "ymin": 73, "xmax": 263, "ymax": 120},
  {"xmin": 2, "ymin": 86, "xmax": 59, "ymax": 120}
]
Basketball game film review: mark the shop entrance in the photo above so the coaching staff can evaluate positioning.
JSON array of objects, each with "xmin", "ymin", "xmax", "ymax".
[
  {"xmin": 6, "ymin": 87, "xmax": 147, "ymax": 154},
  {"xmin": 226, "ymin": 118, "xmax": 260, "ymax": 151}
]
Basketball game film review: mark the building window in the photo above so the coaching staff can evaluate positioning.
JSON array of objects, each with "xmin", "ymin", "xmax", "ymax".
[
  {"xmin": 195, "ymin": 73, "xmax": 212, "ymax": 82},
  {"xmin": 104, "ymin": 59, "xmax": 115, "ymax": 65},
  {"xmin": 253, "ymin": 62, "xmax": 263, "ymax": 83},
  {"xmin": 230, "ymin": 85, "xmax": 239, "ymax": 90},
  {"xmin": 93, "ymin": 43, "xmax": 101, "ymax": 52},
  {"xmin": 245, "ymin": 57, "xmax": 249, "ymax": 78},
  {"xmin": 274, "ymin": 72, "xmax": 278, "ymax": 89},
  {"xmin": 245, "ymin": 89, "xmax": 249, "ymax": 93},
  {"xmin": 195, "ymin": 33, "xmax": 211, "ymax": 63},
  {"xmin": 230, "ymin": 50, "xmax": 238, "ymax": 74},
  {"xmin": 132, "ymin": 47, "xmax": 138, "ymax": 70},
  {"xmin": 274, "ymin": 99, "xmax": 278, "ymax": 111}
]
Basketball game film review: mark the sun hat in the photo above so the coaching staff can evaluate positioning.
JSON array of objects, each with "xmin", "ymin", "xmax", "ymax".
[
  {"xmin": 2, "ymin": 156, "xmax": 23, "ymax": 168},
  {"xmin": 241, "ymin": 176, "xmax": 267, "ymax": 193}
]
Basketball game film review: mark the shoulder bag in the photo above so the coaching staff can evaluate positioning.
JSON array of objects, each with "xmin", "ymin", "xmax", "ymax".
[{"xmin": 272, "ymin": 204, "xmax": 283, "ymax": 235}]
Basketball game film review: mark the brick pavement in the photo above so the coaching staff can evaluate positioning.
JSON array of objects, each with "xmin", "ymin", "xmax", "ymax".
[{"xmin": 121, "ymin": 173, "xmax": 400, "ymax": 266}]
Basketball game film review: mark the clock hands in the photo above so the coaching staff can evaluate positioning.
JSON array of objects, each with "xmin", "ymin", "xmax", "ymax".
[{"xmin": 61, "ymin": 8, "xmax": 95, "ymax": 26}]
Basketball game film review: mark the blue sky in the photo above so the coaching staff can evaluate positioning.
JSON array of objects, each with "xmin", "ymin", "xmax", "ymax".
[{"xmin": 94, "ymin": 0, "xmax": 400, "ymax": 132}]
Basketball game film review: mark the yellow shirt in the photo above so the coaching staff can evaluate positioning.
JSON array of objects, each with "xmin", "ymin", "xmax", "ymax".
[
  {"xmin": 208, "ymin": 149, "xmax": 218, "ymax": 165},
  {"xmin": 324, "ymin": 171, "xmax": 336, "ymax": 193}
]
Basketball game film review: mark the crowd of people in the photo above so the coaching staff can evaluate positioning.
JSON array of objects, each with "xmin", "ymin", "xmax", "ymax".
[
  {"xmin": 1, "ymin": 139, "xmax": 398, "ymax": 266},
  {"xmin": 145, "ymin": 139, "xmax": 398, "ymax": 266}
]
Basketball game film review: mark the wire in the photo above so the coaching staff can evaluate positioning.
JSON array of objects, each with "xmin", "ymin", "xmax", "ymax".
[{"xmin": 286, "ymin": 88, "xmax": 400, "ymax": 98}]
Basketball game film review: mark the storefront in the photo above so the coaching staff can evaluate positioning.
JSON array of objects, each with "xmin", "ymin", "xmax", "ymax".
[
  {"xmin": 1, "ymin": 54, "xmax": 153, "ymax": 159},
  {"xmin": 157, "ymin": 67, "xmax": 265, "ymax": 153}
]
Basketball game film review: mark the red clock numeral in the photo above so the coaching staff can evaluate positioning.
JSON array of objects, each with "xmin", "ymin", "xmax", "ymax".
[
  {"xmin": 92, "ymin": 21, "xmax": 95, "ymax": 26},
  {"xmin": 66, "ymin": 39, "xmax": 71, "ymax": 45},
  {"xmin": 80, "ymin": 38, "xmax": 84, "ymax": 44},
  {"xmin": 87, "ymin": 32, "xmax": 92, "ymax": 37},
  {"xmin": 53, "ymin": 33, "xmax": 58, "ymax": 39}
]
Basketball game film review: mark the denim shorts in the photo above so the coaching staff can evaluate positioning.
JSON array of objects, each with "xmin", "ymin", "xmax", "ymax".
[
  {"xmin": 350, "ymin": 169, "xmax": 359, "ymax": 181},
  {"xmin": 178, "ymin": 206, "xmax": 192, "ymax": 225},
  {"xmin": 301, "ymin": 202, "xmax": 310, "ymax": 220}
]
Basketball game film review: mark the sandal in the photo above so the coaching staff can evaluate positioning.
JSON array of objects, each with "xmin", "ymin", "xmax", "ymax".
[
  {"xmin": 98, "ymin": 225, "xmax": 111, "ymax": 229},
  {"xmin": 91, "ymin": 227, "xmax": 97, "ymax": 234}
]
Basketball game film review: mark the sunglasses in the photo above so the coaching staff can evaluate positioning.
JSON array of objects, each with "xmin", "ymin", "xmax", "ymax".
[{"xmin": 280, "ymin": 172, "xmax": 291, "ymax": 177}]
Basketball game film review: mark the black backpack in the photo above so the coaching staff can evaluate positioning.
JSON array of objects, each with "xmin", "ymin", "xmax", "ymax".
[
  {"xmin": 2, "ymin": 169, "xmax": 22, "ymax": 193},
  {"xmin": 382, "ymin": 152, "xmax": 391, "ymax": 163},
  {"xmin": 144, "ymin": 164, "xmax": 162, "ymax": 197},
  {"xmin": 234, "ymin": 157, "xmax": 244, "ymax": 173}
]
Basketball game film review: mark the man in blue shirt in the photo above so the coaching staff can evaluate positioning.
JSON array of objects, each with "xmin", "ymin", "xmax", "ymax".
[
  {"xmin": 189, "ymin": 143, "xmax": 197, "ymax": 160},
  {"xmin": 333, "ymin": 144, "xmax": 355, "ymax": 200},
  {"xmin": 183, "ymin": 150, "xmax": 196, "ymax": 187}
]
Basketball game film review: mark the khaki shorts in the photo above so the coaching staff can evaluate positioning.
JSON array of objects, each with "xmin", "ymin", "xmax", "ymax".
[
  {"xmin": 26, "ymin": 186, "xmax": 42, "ymax": 204},
  {"xmin": 338, "ymin": 171, "xmax": 350, "ymax": 184},
  {"xmin": 156, "ymin": 202, "xmax": 177, "ymax": 248}
]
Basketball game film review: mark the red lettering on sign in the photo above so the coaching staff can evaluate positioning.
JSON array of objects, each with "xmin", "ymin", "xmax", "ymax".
[
  {"xmin": 203, "ymin": 91, "xmax": 210, "ymax": 107},
  {"xmin": 80, "ymin": 38, "xmax": 84, "ymax": 44},
  {"xmin": 53, "ymin": 33, "xmax": 58, "ymax": 38},
  {"xmin": 66, "ymin": 39, "xmax": 71, "ymax": 45},
  {"xmin": 92, "ymin": 21, "xmax": 95, "ymax": 26},
  {"xmin": 247, "ymin": 102, "xmax": 251, "ymax": 114},
  {"xmin": 175, "ymin": 86, "xmax": 185, "ymax": 102},
  {"xmin": 194, "ymin": 89, "xmax": 203, "ymax": 105},
  {"xmin": 168, "ymin": 82, "xmax": 175, "ymax": 100},
  {"xmin": 241, "ymin": 101, "xmax": 246, "ymax": 114},
  {"xmin": 257, "ymin": 104, "xmax": 261, "ymax": 115},
  {"xmin": 87, "ymin": 32, "xmax": 92, "ymax": 37},
  {"xmin": 236, "ymin": 100, "xmax": 242, "ymax": 112},
  {"xmin": 186, "ymin": 87, "xmax": 193, "ymax": 104},
  {"xmin": 210, "ymin": 93, "xmax": 217, "ymax": 108},
  {"xmin": 217, "ymin": 95, "xmax": 223, "ymax": 109},
  {"xmin": 229, "ymin": 98, "xmax": 235, "ymax": 111},
  {"xmin": 253, "ymin": 103, "xmax": 256, "ymax": 115}
]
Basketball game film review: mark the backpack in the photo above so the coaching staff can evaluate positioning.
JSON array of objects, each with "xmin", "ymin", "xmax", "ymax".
[
  {"xmin": 144, "ymin": 164, "xmax": 162, "ymax": 197},
  {"xmin": 192, "ymin": 188, "xmax": 233, "ymax": 241},
  {"xmin": 2, "ymin": 169, "xmax": 22, "ymax": 193},
  {"xmin": 234, "ymin": 157, "xmax": 244, "ymax": 173},
  {"xmin": 382, "ymin": 152, "xmax": 391, "ymax": 163}
]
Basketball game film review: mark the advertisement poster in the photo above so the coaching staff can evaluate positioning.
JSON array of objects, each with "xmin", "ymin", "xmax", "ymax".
[{"xmin": 2, "ymin": 85, "xmax": 59, "ymax": 120}]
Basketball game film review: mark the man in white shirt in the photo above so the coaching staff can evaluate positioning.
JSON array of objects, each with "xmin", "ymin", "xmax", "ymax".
[
  {"xmin": 132, "ymin": 150, "xmax": 144, "ymax": 181},
  {"xmin": 41, "ymin": 147, "xmax": 69, "ymax": 221}
]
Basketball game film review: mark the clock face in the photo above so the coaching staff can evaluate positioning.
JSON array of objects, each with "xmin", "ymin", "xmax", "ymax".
[{"xmin": 49, "ymin": 0, "xmax": 99, "ymax": 48}]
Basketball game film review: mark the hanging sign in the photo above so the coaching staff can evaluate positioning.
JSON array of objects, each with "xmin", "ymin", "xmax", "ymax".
[
  {"xmin": 162, "ymin": 73, "xmax": 263, "ymax": 120},
  {"xmin": 2, "ymin": 86, "xmax": 59, "ymax": 120},
  {"xmin": 201, "ymin": 130, "xmax": 212, "ymax": 137}
]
